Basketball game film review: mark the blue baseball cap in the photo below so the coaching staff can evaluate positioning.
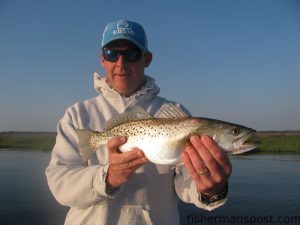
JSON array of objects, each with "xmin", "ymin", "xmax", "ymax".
[{"xmin": 101, "ymin": 19, "xmax": 149, "ymax": 53}]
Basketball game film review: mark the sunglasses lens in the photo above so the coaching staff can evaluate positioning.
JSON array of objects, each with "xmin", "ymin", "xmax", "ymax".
[
  {"xmin": 124, "ymin": 50, "xmax": 142, "ymax": 62},
  {"xmin": 103, "ymin": 50, "xmax": 119, "ymax": 62},
  {"xmin": 103, "ymin": 49, "xmax": 142, "ymax": 62}
]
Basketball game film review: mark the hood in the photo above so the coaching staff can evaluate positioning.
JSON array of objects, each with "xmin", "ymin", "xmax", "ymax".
[{"xmin": 93, "ymin": 72, "xmax": 160, "ymax": 109}]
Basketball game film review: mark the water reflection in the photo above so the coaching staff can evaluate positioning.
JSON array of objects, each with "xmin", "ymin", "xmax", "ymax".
[
  {"xmin": 0, "ymin": 151, "xmax": 299, "ymax": 225},
  {"xmin": 180, "ymin": 154, "xmax": 300, "ymax": 225},
  {"xmin": 0, "ymin": 150, "xmax": 68, "ymax": 225}
]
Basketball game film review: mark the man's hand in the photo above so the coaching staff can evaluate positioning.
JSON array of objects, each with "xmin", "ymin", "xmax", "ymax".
[
  {"xmin": 181, "ymin": 135, "xmax": 232, "ymax": 196},
  {"xmin": 106, "ymin": 136, "xmax": 148, "ymax": 189}
]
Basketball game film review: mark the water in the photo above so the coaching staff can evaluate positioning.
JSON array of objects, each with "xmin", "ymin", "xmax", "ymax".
[
  {"xmin": 179, "ymin": 154, "xmax": 300, "ymax": 225},
  {"xmin": 0, "ymin": 150, "xmax": 68, "ymax": 225},
  {"xmin": 0, "ymin": 151, "xmax": 299, "ymax": 225}
]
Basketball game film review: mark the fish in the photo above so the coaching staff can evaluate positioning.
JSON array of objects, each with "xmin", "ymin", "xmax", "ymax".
[{"xmin": 77, "ymin": 106, "xmax": 257, "ymax": 165}]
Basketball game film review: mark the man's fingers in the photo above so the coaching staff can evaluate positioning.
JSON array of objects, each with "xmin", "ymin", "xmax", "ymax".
[
  {"xmin": 107, "ymin": 153, "xmax": 148, "ymax": 188},
  {"xmin": 200, "ymin": 136, "xmax": 232, "ymax": 176},
  {"xmin": 190, "ymin": 135, "xmax": 223, "ymax": 176},
  {"xmin": 184, "ymin": 146, "xmax": 209, "ymax": 178},
  {"xmin": 107, "ymin": 137, "xmax": 147, "ymax": 163},
  {"xmin": 115, "ymin": 155, "xmax": 148, "ymax": 170},
  {"xmin": 181, "ymin": 151, "xmax": 202, "ymax": 181},
  {"xmin": 106, "ymin": 138, "xmax": 149, "ymax": 188},
  {"xmin": 110, "ymin": 148, "xmax": 146, "ymax": 164},
  {"xmin": 107, "ymin": 136, "xmax": 127, "ymax": 153}
]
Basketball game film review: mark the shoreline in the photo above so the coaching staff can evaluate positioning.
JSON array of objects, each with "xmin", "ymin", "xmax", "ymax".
[{"xmin": 1, "ymin": 131, "xmax": 300, "ymax": 154}]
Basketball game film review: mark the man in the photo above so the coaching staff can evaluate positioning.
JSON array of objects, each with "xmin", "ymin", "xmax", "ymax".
[{"xmin": 46, "ymin": 19, "xmax": 232, "ymax": 225}]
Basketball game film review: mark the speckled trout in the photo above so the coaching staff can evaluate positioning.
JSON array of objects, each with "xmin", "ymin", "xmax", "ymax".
[{"xmin": 77, "ymin": 107, "xmax": 256, "ymax": 165}]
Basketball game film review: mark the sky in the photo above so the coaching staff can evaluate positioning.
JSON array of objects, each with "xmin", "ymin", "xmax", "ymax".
[{"xmin": 0, "ymin": 0, "xmax": 300, "ymax": 132}]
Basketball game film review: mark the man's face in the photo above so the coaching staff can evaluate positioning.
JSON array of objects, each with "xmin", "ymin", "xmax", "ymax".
[{"xmin": 100, "ymin": 40, "xmax": 152, "ymax": 96}]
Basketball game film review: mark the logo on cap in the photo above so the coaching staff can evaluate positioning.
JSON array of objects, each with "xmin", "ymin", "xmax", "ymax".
[
  {"xmin": 113, "ymin": 20, "xmax": 134, "ymax": 36},
  {"xmin": 117, "ymin": 20, "xmax": 132, "ymax": 30}
]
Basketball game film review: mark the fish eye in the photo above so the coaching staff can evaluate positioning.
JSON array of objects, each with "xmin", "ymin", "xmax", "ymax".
[{"xmin": 232, "ymin": 127, "xmax": 240, "ymax": 135}]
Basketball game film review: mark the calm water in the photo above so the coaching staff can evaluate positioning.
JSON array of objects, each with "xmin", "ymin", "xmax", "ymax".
[{"xmin": 0, "ymin": 151, "xmax": 299, "ymax": 225}]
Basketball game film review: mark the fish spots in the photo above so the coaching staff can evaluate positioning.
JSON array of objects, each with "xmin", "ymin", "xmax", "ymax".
[
  {"xmin": 101, "ymin": 117, "xmax": 203, "ymax": 141},
  {"xmin": 82, "ymin": 114, "xmax": 256, "ymax": 163}
]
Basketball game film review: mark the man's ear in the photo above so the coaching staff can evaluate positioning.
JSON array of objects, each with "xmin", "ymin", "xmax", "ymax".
[
  {"xmin": 100, "ymin": 54, "xmax": 105, "ymax": 66},
  {"xmin": 144, "ymin": 52, "xmax": 153, "ymax": 68}
]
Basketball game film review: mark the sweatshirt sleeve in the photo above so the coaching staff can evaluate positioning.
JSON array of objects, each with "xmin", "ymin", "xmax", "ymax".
[
  {"xmin": 45, "ymin": 111, "xmax": 122, "ymax": 209},
  {"xmin": 174, "ymin": 166, "xmax": 228, "ymax": 211}
]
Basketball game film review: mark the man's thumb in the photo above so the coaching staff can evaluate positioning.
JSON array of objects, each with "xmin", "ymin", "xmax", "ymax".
[{"xmin": 107, "ymin": 136, "xmax": 127, "ymax": 153}]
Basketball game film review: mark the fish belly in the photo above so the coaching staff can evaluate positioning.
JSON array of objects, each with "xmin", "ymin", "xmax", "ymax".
[{"xmin": 119, "ymin": 136, "xmax": 184, "ymax": 165}]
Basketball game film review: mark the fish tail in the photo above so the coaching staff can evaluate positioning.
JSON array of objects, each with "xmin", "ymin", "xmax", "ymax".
[{"xmin": 77, "ymin": 129, "xmax": 98, "ymax": 161}]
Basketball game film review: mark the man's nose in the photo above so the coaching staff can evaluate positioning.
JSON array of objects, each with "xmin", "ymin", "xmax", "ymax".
[{"xmin": 116, "ymin": 54, "xmax": 127, "ymax": 67}]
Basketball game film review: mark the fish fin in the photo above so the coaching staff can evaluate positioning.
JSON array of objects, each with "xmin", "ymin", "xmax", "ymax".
[
  {"xmin": 104, "ymin": 107, "xmax": 152, "ymax": 130},
  {"xmin": 77, "ymin": 129, "xmax": 97, "ymax": 161},
  {"xmin": 155, "ymin": 103, "xmax": 189, "ymax": 118}
]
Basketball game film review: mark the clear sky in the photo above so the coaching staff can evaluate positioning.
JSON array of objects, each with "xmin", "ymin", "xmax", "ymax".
[{"xmin": 1, "ymin": 0, "xmax": 300, "ymax": 132}]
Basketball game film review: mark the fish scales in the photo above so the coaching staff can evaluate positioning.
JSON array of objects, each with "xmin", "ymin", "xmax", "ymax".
[
  {"xmin": 77, "ymin": 109, "xmax": 257, "ymax": 164},
  {"xmin": 99, "ymin": 118, "xmax": 200, "ymax": 139}
]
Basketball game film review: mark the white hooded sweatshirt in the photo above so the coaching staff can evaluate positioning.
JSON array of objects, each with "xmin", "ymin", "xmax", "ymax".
[{"xmin": 45, "ymin": 73, "xmax": 227, "ymax": 225}]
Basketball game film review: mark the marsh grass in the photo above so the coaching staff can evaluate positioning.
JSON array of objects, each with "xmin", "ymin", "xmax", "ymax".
[
  {"xmin": 1, "ymin": 131, "xmax": 300, "ymax": 154},
  {"xmin": 0, "ymin": 132, "xmax": 56, "ymax": 151},
  {"xmin": 250, "ymin": 132, "xmax": 300, "ymax": 154}
]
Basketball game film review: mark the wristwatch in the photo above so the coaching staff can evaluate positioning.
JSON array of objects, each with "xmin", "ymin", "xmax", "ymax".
[{"xmin": 200, "ymin": 182, "xmax": 229, "ymax": 206}]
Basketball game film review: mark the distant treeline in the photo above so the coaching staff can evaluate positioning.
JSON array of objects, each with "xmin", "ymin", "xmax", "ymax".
[{"xmin": 0, "ymin": 131, "xmax": 300, "ymax": 154}]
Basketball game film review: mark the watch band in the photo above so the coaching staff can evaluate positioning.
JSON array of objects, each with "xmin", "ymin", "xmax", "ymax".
[{"xmin": 200, "ymin": 182, "xmax": 229, "ymax": 206}]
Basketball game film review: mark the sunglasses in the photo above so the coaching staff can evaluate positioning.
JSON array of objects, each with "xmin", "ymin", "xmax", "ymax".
[{"xmin": 103, "ymin": 49, "xmax": 142, "ymax": 63}]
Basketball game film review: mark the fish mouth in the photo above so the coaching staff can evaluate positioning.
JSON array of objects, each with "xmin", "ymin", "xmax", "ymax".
[{"xmin": 232, "ymin": 131, "xmax": 257, "ymax": 154}]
